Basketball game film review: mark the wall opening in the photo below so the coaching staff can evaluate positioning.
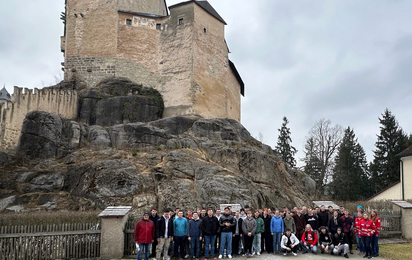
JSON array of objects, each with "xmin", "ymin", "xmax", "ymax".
[
  {"xmin": 204, "ymin": 28, "xmax": 207, "ymax": 33},
  {"xmin": 156, "ymin": 24, "xmax": 161, "ymax": 30},
  {"xmin": 126, "ymin": 19, "xmax": 132, "ymax": 25},
  {"xmin": 178, "ymin": 18, "xmax": 184, "ymax": 25}
]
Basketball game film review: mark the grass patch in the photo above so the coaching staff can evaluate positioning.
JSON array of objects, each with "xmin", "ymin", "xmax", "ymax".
[
  {"xmin": 0, "ymin": 211, "xmax": 100, "ymax": 226},
  {"xmin": 380, "ymin": 242, "xmax": 412, "ymax": 260}
]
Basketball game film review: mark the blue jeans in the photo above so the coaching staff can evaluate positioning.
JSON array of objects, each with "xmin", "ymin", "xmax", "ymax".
[
  {"xmin": 219, "ymin": 232, "xmax": 232, "ymax": 255},
  {"xmin": 138, "ymin": 243, "xmax": 151, "ymax": 260},
  {"xmin": 252, "ymin": 233, "xmax": 261, "ymax": 253},
  {"xmin": 190, "ymin": 237, "xmax": 200, "ymax": 258},
  {"xmin": 362, "ymin": 236, "xmax": 372, "ymax": 257},
  {"xmin": 272, "ymin": 232, "xmax": 281, "ymax": 252},
  {"xmin": 372, "ymin": 234, "xmax": 379, "ymax": 256},
  {"xmin": 356, "ymin": 235, "xmax": 364, "ymax": 253},
  {"xmin": 205, "ymin": 235, "xmax": 216, "ymax": 258},
  {"xmin": 300, "ymin": 241, "xmax": 317, "ymax": 254}
]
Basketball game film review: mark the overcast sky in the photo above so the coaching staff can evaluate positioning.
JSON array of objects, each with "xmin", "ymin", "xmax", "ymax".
[{"xmin": 1, "ymin": 0, "xmax": 412, "ymax": 165}]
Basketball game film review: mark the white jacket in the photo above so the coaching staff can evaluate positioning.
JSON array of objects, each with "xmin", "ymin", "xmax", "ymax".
[{"xmin": 281, "ymin": 234, "xmax": 300, "ymax": 249}]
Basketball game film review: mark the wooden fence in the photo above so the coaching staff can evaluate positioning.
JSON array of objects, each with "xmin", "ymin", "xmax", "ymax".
[
  {"xmin": 379, "ymin": 211, "xmax": 402, "ymax": 237},
  {"xmin": 0, "ymin": 222, "xmax": 101, "ymax": 260},
  {"xmin": 124, "ymin": 218, "xmax": 138, "ymax": 257}
]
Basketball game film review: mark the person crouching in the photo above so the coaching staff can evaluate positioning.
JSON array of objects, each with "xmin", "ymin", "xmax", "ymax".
[
  {"xmin": 280, "ymin": 229, "xmax": 299, "ymax": 256},
  {"xmin": 333, "ymin": 227, "xmax": 349, "ymax": 258}
]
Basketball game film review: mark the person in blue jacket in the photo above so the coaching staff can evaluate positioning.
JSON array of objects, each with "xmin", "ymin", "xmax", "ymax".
[
  {"xmin": 270, "ymin": 210, "xmax": 284, "ymax": 254},
  {"xmin": 188, "ymin": 212, "xmax": 203, "ymax": 260}
]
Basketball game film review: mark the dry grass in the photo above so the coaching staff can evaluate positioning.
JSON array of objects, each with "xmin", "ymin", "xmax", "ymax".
[
  {"xmin": 380, "ymin": 242, "xmax": 412, "ymax": 260},
  {"xmin": 0, "ymin": 210, "xmax": 100, "ymax": 226}
]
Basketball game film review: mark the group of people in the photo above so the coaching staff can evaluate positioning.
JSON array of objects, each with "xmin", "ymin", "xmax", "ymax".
[{"xmin": 133, "ymin": 204, "xmax": 381, "ymax": 260}]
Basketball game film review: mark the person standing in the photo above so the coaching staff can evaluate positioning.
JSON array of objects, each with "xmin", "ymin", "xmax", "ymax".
[
  {"xmin": 188, "ymin": 212, "xmax": 203, "ymax": 260},
  {"xmin": 174, "ymin": 211, "xmax": 188, "ymax": 260},
  {"xmin": 242, "ymin": 211, "xmax": 257, "ymax": 256},
  {"xmin": 156, "ymin": 209, "xmax": 174, "ymax": 260},
  {"xmin": 360, "ymin": 212, "xmax": 376, "ymax": 259},
  {"xmin": 150, "ymin": 209, "xmax": 160, "ymax": 258},
  {"xmin": 341, "ymin": 209, "xmax": 353, "ymax": 254},
  {"xmin": 329, "ymin": 210, "xmax": 342, "ymax": 235},
  {"xmin": 270, "ymin": 210, "xmax": 284, "ymax": 254},
  {"xmin": 262, "ymin": 209, "xmax": 273, "ymax": 253},
  {"xmin": 283, "ymin": 212, "xmax": 296, "ymax": 234},
  {"xmin": 292, "ymin": 208, "xmax": 306, "ymax": 248},
  {"xmin": 218, "ymin": 207, "xmax": 235, "ymax": 259},
  {"xmin": 214, "ymin": 209, "xmax": 222, "ymax": 256},
  {"xmin": 318, "ymin": 205, "xmax": 329, "ymax": 231},
  {"xmin": 232, "ymin": 211, "xmax": 243, "ymax": 256},
  {"xmin": 135, "ymin": 212, "xmax": 155, "ymax": 260},
  {"xmin": 201, "ymin": 209, "xmax": 219, "ymax": 260},
  {"xmin": 371, "ymin": 210, "xmax": 381, "ymax": 257},
  {"xmin": 305, "ymin": 208, "xmax": 319, "ymax": 232},
  {"xmin": 252, "ymin": 210, "xmax": 264, "ymax": 255},
  {"xmin": 280, "ymin": 228, "xmax": 299, "ymax": 256},
  {"xmin": 354, "ymin": 212, "xmax": 364, "ymax": 255}
]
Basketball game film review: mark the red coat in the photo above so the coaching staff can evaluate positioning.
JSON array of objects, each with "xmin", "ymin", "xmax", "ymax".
[
  {"xmin": 134, "ymin": 218, "xmax": 155, "ymax": 243},
  {"xmin": 354, "ymin": 216, "xmax": 363, "ymax": 236},
  {"xmin": 360, "ymin": 218, "xmax": 375, "ymax": 237},
  {"xmin": 373, "ymin": 217, "xmax": 381, "ymax": 236}
]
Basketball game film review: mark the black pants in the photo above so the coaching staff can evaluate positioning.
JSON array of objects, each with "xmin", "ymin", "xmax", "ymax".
[
  {"xmin": 174, "ymin": 236, "xmax": 186, "ymax": 259},
  {"xmin": 265, "ymin": 232, "xmax": 273, "ymax": 253},
  {"xmin": 232, "ymin": 235, "xmax": 241, "ymax": 255},
  {"xmin": 215, "ymin": 232, "xmax": 221, "ymax": 254},
  {"xmin": 151, "ymin": 240, "xmax": 158, "ymax": 257},
  {"xmin": 261, "ymin": 232, "xmax": 266, "ymax": 252},
  {"xmin": 244, "ymin": 235, "xmax": 254, "ymax": 254},
  {"xmin": 345, "ymin": 232, "xmax": 353, "ymax": 251},
  {"xmin": 281, "ymin": 246, "xmax": 297, "ymax": 254}
]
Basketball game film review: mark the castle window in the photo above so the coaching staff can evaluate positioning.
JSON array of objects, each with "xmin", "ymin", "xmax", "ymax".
[
  {"xmin": 126, "ymin": 19, "xmax": 132, "ymax": 25},
  {"xmin": 156, "ymin": 23, "xmax": 161, "ymax": 30},
  {"xmin": 178, "ymin": 18, "xmax": 184, "ymax": 25},
  {"xmin": 204, "ymin": 28, "xmax": 207, "ymax": 33}
]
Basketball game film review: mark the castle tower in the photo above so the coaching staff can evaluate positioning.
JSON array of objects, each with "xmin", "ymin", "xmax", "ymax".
[{"xmin": 0, "ymin": 86, "xmax": 12, "ymax": 104}]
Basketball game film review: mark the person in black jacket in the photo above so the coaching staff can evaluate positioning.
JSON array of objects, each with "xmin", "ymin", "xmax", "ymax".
[
  {"xmin": 318, "ymin": 226, "xmax": 333, "ymax": 254},
  {"xmin": 156, "ymin": 209, "xmax": 174, "ymax": 260},
  {"xmin": 329, "ymin": 210, "xmax": 342, "ymax": 235},
  {"xmin": 219, "ymin": 207, "xmax": 235, "ymax": 258},
  {"xmin": 150, "ymin": 209, "xmax": 160, "ymax": 258},
  {"xmin": 201, "ymin": 208, "xmax": 219, "ymax": 260},
  {"xmin": 332, "ymin": 228, "xmax": 349, "ymax": 258},
  {"xmin": 318, "ymin": 205, "xmax": 329, "ymax": 230}
]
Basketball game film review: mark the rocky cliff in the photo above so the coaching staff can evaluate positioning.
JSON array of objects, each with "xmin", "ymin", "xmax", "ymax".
[{"xmin": 0, "ymin": 79, "xmax": 315, "ymax": 213}]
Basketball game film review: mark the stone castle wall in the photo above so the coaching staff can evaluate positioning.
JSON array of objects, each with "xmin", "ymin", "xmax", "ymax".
[{"xmin": 0, "ymin": 87, "xmax": 78, "ymax": 153}]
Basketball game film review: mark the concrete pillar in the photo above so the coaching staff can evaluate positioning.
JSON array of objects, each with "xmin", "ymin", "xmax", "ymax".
[
  {"xmin": 99, "ymin": 206, "xmax": 132, "ymax": 259},
  {"xmin": 392, "ymin": 201, "xmax": 412, "ymax": 239}
]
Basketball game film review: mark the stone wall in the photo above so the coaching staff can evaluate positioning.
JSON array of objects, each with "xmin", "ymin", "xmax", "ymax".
[{"xmin": 0, "ymin": 87, "xmax": 78, "ymax": 154}]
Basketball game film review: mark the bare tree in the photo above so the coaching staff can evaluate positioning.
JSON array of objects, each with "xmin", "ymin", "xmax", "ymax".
[{"xmin": 303, "ymin": 119, "xmax": 343, "ymax": 195}]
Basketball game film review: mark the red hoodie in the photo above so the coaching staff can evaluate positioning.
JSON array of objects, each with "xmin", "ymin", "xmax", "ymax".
[
  {"xmin": 373, "ymin": 217, "xmax": 381, "ymax": 236},
  {"xmin": 302, "ymin": 230, "xmax": 318, "ymax": 246},
  {"xmin": 134, "ymin": 218, "xmax": 155, "ymax": 243}
]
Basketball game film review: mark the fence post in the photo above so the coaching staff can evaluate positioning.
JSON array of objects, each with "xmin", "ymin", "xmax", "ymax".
[
  {"xmin": 99, "ymin": 206, "xmax": 132, "ymax": 259},
  {"xmin": 392, "ymin": 201, "xmax": 412, "ymax": 239}
]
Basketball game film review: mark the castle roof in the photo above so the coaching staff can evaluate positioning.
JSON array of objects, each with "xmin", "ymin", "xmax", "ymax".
[
  {"xmin": 229, "ymin": 60, "xmax": 245, "ymax": 96},
  {"xmin": 169, "ymin": 0, "xmax": 227, "ymax": 25},
  {"xmin": 0, "ymin": 86, "xmax": 11, "ymax": 102}
]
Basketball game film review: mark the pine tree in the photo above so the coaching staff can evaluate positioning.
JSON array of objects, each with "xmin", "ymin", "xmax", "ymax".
[
  {"xmin": 275, "ymin": 117, "xmax": 297, "ymax": 167},
  {"xmin": 370, "ymin": 109, "xmax": 408, "ymax": 194},
  {"xmin": 331, "ymin": 127, "xmax": 370, "ymax": 200}
]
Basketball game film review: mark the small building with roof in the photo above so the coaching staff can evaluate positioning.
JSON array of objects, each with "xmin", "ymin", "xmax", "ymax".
[{"xmin": 368, "ymin": 144, "xmax": 412, "ymax": 201}]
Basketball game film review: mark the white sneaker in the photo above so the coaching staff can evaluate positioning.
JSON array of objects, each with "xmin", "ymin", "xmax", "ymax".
[
  {"xmin": 228, "ymin": 255, "xmax": 232, "ymax": 259},
  {"xmin": 218, "ymin": 255, "xmax": 222, "ymax": 259},
  {"xmin": 292, "ymin": 252, "xmax": 297, "ymax": 256},
  {"xmin": 251, "ymin": 252, "xmax": 255, "ymax": 256},
  {"xmin": 257, "ymin": 253, "xmax": 260, "ymax": 256},
  {"xmin": 153, "ymin": 258, "xmax": 158, "ymax": 260},
  {"xmin": 283, "ymin": 253, "xmax": 287, "ymax": 256}
]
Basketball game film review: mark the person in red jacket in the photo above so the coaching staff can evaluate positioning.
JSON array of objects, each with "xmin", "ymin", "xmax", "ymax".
[
  {"xmin": 135, "ymin": 212, "xmax": 155, "ymax": 260},
  {"xmin": 360, "ymin": 212, "xmax": 375, "ymax": 259},
  {"xmin": 354, "ymin": 212, "xmax": 364, "ymax": 255},
  {"xmin": 301, "ymin": 224, "xmax": 318, "ymax": 254},
  {"xmin": 371, "ymin": 210, "xmax": 381, "ymax": 257}
]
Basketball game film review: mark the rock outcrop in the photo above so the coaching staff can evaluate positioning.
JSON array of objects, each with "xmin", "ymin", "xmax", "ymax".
[{"xmin": 1, "ymin": 113, "xmax": 315, "ymax": 213}]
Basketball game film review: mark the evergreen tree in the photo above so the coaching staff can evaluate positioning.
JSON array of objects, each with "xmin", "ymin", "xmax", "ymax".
[
  {"xmin": 370, "ymin": 109, "xmax": 408, "ymax": 194},
  {"xmin": 302, "ymin": 119, "xmax": 343, "ymax": 195},
  {"xmin": 275, "ymin": 117, "xmax": 297, "ymax": 167},
  {"xmin": 331, "ymin": 127, "xmax": 370, "ymax": 200}
]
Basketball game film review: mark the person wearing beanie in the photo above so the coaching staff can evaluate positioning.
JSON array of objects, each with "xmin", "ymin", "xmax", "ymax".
[{"xmin": 332, "ymin": 227, "xmax": 349, "ymax": 258}]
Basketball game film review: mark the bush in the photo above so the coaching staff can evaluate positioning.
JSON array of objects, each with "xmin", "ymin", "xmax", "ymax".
[{"xmin": 0, "ymin": 211, "xmax": 100, "ymax": 226}]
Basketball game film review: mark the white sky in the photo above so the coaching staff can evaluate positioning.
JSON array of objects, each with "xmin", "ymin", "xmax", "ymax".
[{"xmin": 1, "ymin": 0, "xmax": 412, "ymax": 165}]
